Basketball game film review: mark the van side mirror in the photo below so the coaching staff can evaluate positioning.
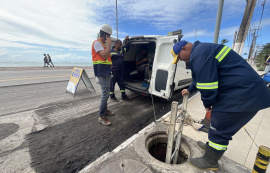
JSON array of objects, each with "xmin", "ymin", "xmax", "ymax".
[{"xmin": 173, "ymin": 39, "xmax": 177, "ymax": 44}]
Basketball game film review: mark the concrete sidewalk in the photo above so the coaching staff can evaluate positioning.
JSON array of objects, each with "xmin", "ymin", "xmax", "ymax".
[
  {"xmin": 80, "ymin": 65, "xmax": 270, "ymax": 173},
  {"xmin": 182, "ymin": 93, "xmax": 270, "ymax": 173}
]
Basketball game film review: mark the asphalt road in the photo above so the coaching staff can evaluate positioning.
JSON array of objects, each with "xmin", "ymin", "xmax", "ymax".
[
  {"xmin": 0, "ymin": 68, "xmax": 94, "ymax": 87},
  {"xmin": 0, "ymin": 68, "xmax": 194, "ymax": 173}
]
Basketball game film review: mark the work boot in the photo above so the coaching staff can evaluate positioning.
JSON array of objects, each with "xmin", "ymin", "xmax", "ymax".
[
  {"xmin": 105, "ymin": 109, "xmax": 115, "ymax": 116},
  {"xmin": 122, "ymin": 96, "xmax": 131, "ymax": 101},
  {"xmin": 188, "ymin": 145, "xmax": 224, "ymax": 170},
  {"xmin": 197, "ymin": 141, "xmax": 207, "ymax": 151},
  {"xmin": 98, "ymin": 116, "xmax": 111, "ymax": 126},
  {"xmin": 110, "ymin": 96, "xmax": 119, "ymax": 102}
]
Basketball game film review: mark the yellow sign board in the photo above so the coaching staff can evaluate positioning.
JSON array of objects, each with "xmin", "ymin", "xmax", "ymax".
[
  {"xmin": 66, "ymin": 67, "xmax": 96, "ymax": 96},
  {"xmin": 66, "ymin": 67, "xmax": 83, "ymax": 94}
]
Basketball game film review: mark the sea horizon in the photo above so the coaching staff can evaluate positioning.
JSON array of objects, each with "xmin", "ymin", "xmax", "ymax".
[{"xmin": 0, "ymin": 61, "xmax": 93, "ymax": 67}]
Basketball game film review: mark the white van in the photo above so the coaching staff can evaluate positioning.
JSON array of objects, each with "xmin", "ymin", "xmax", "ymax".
[{"xmin": 121, "ymin": 35, "xmax": 192, "ymax": 101}]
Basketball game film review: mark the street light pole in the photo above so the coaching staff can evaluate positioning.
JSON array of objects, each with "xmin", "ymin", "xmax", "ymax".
[
  {"xmin": 213, "ymin": 0, "xmax": 224, "ymax": 43},
  {"xmin": 116, "ymin": 0, "xmax": 118, "ymax": 39}
]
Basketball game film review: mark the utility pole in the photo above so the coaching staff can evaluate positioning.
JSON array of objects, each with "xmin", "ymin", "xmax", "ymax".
[
  {"xmin": 116, "ymin": 0, "xmax": 118, "ymax": 39},
  {"xmin": 213, "ymin": 0, "xmax": 224, "ymax": 43},
  {"xmin": 233, "ymin": 0, "xmax": 257, "ymax": 55},
  {"xmin": 248, "ymin": 30, "xmax": 258, "ymax": 60},
  {"xmin": 232, "ymin": 31, "xmax": 237, "ymax": 49}
]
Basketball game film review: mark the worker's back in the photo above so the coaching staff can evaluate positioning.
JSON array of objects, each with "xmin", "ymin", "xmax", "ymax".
[{"xmin": 191, "ymin": 41, "xmax": 270, "ymax": 112}]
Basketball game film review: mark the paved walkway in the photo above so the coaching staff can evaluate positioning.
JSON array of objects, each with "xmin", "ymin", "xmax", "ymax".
[{"xmin": 183, "ymin": 66, "xmax": 270, "ymax": 172}]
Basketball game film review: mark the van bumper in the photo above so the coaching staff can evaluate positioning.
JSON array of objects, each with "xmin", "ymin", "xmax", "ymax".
[{"xmin": 125, "ymin": 85, "xmax": 151, "ymax": 97}]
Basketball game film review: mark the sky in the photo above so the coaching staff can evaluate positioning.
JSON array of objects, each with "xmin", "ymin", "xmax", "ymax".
[{"xmin": 0, "ymin": 0, "xmax": 270, "ymax": 66}]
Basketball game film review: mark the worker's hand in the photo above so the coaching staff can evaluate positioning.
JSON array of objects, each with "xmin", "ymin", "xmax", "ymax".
[
  {"xmin": 205, "ymin": 107, "xmax": 212, "ymax": 112},
  {"xmin": 181, "ymin": 89, "xmax": 190, "ymax": 96},
  {"xmin": 106, "ymin": 35, "xmax": 111, "ymax": 46},
  {"xmin": 124, "ymin": 36, "xmax": 129, "ymax": 41}
]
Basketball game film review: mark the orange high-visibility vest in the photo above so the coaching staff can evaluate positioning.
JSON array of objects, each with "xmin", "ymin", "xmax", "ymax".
[{"xmin": 92, "ymin": 39, "xmax": 112, "ymax": 76}]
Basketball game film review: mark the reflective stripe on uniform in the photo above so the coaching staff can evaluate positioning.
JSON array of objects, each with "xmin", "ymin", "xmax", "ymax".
[
  {"xmin": 209, "ymin": 140, "xmax": 227, "ymax": 151},
  {"xmin": 110, "ymin": 92, "xmax": 114, "ymax": 94},
  {"xmin": 93, "ymin": 61, "xmax": 112, "ymax": 65},
  {"xmin": 120, "ymin": 90, "xmax": 125, "ymax": 93},
  {"xmin": 215, "ymin": 46, "xmax": 231, "ymax": 62},
  {"xmin": 111, "ymin": 52, "xmax": 118, "ymax": 55},
  {"xmin": 196, "ymin": 81, "xmax": 218, "ymax": 89}
]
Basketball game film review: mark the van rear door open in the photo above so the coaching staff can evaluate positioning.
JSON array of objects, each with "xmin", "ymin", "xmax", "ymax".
[{"xmin": 149, "ymin": 37, "xmax": 176, "ymax": 99}]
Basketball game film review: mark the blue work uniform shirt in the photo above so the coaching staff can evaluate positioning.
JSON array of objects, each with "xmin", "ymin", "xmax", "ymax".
[
  {"xmin": 110, "ymin": 43, "xmax": 130, "ymax": 72},
  {"xmin": 188, "ymin": 41, "xmax": 270, "ymax": 112}
]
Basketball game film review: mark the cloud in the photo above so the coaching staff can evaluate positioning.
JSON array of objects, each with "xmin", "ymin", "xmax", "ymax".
[
  {"xmin": 52, "ymin": 53, "xmax": 90, "ymax": 63},
  {"xmin": 0, "ymin": 0, "xmax": 100, "ymax": 51}
]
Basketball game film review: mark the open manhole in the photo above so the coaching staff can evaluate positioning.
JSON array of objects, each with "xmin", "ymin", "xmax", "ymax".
[{"xmin": 145, "ymin": 132, "xmax": 190, "ymax": 164}]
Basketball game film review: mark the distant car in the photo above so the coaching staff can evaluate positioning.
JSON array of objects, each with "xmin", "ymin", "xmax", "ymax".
[{"xmin": 262, "ymin": 72, "xmax": 270, "ymax": 89}]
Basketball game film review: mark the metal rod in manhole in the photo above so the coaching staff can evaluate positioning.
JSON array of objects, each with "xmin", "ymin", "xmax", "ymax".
[{"xmin": 165, "ymin": 94, "xmax": 189, "ymax": 164}]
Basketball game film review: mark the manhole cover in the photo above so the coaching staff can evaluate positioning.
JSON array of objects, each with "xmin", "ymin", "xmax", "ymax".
[{"xmin": 98, "ymin": 159, "xmax": 152, "ymax": 173}]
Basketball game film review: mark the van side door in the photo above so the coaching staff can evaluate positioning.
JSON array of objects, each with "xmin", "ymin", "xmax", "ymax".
[{"xmin": 149, "ymin": 37, "xmax": 176, "ymax": 99}]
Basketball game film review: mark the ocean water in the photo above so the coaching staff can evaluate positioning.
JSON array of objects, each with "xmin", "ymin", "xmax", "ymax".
[{"xmin": 0, "ymin": 62, "xmax": 93, "ymax": 67}]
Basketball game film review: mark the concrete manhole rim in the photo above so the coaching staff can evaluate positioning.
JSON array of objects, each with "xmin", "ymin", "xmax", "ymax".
[
  {"xmin": 97, "ymin": 158, "xmax": 153, "ymax": 173},
  {"xmin": 134, "ymin": 130, "xmax": 193, "ymax": 170}
]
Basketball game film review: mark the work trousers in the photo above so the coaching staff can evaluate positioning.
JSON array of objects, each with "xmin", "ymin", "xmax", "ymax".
[
  {"xmin": 97, "ymin": 75, "xmax": 111, "ymax": 116},
  {"xmin": 208, "ymin": 111, "xmax": 257, "ymax": 153},
  {"xmin": 110, "ymin": 71, "xmax": 126, "ymax": 98}
]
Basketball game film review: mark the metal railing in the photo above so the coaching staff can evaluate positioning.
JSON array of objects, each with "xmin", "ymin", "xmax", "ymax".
[{"xmin": 165, "ymin": 94, "xmax": 189, "ymax": 164}]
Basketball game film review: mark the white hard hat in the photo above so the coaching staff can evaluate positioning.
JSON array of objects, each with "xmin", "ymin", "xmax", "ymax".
[{"xmin": 100, "ymin": 24, "xmax": 112, "ymax": 35}]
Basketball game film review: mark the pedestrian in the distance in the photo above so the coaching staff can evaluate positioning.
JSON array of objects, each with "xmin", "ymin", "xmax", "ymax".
[
  {"xmin": 43, "ymin": 54, "xmax": 49, "ymax": 67},
  {"xmin": 47, "ymin": 54, "xmax": 54, "ymax": 67},
  {"xmin": 92, "ymin": 24, "xmax": 114, "ymax": 126},
  {"xmin": 110, "ymin": 37, "xmax": 131, "ymax": 102},
  {"xmin": 171, "ymin": 40, "xmax": 270, "ymax": 171}
]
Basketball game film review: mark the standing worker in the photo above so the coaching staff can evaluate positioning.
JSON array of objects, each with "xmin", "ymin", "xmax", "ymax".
[
  {"xmin": 92, "ymin": 24, "xmax": 114, "ymax": 126},
  {"xmin": 171, "ymin": 40, "xmax": 270, "ymax": 170},
  {"xmin": 110, "ymin": 37, "xmax": 131, "ymax": 101}
]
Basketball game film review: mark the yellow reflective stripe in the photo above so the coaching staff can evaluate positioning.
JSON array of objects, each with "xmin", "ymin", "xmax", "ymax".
[
  {"xmin": 196, "ymin": 81, "xmax": 218, "ymax": 89},
  {"xmin": 209, "ymin": 141, "xmax": 227, "ymax": 150},
  {"xmin": 110, "ymin": 92, "xmax": 114, "ymax": 94},
  {"xmin": 93, "ymin": 61, "xmax": 112, "ymax": 65},
  {"xmin": 111, "ymin": 52, "xmax": 118, "ymax": 55},
  {"xmin": 215, "ymin": 46, "xmax": 231, "ymax": 62},
  {"xmin": 120, "ymin": 90, "xmax": 125, "ymax": 92},
  {"xmin": 124, "ymin": 48, "xmax": 127, "ymax": 52}
]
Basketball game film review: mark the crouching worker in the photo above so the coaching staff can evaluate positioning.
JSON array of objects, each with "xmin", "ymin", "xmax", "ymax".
[
  {"xmin": 92, "ymin": 24, "xmax": 115, "ymax": 126},
  {"xmin": 171, "ymin": 40, "xmax": 270, "ymax": 170},
  {"xmin": 110, "ymin": 36, "xmax": 131, "ymax": 101}
]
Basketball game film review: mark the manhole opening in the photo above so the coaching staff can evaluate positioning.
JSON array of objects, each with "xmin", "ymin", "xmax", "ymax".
[{"xmin": 145, "ymin": 132, "xmax": 190, "ymax": 164}]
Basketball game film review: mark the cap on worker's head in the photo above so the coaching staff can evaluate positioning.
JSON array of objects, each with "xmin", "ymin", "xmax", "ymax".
[
  {"xmin": 100, "ymin": 24, "xmax": 112, "ymax": 35},
  {"xmin": 171, "ymin": 40, "xmax": 188, "ymax": 64}
]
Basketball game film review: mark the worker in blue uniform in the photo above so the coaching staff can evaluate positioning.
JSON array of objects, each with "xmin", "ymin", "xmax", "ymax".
[
  {"xmin": 110, "ymin": 37, "xmax": 131, "ymax": 101},
  {"xmin": 171, "ymin": 40, "xmax": 270, "ymax": 171}
]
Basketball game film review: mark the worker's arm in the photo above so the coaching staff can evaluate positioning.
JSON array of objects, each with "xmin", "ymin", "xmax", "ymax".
[
  {"xmin": 193, "ymin": 53, "xmax": 219, "ymax": 109},
  {"xmin": 98, "ymin": 36, "xmax": 111, "ymax": 60},
  {"xmin": 187, "ymin": 69, "xmax": 197, "ymax": 93},
  {"xmin": 123, "ymin": 36, "xmax": 130, "ymax": 53},
  {"xmin": 136, "ymin": 56, "xmax": 147, "ymax": 66}
]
